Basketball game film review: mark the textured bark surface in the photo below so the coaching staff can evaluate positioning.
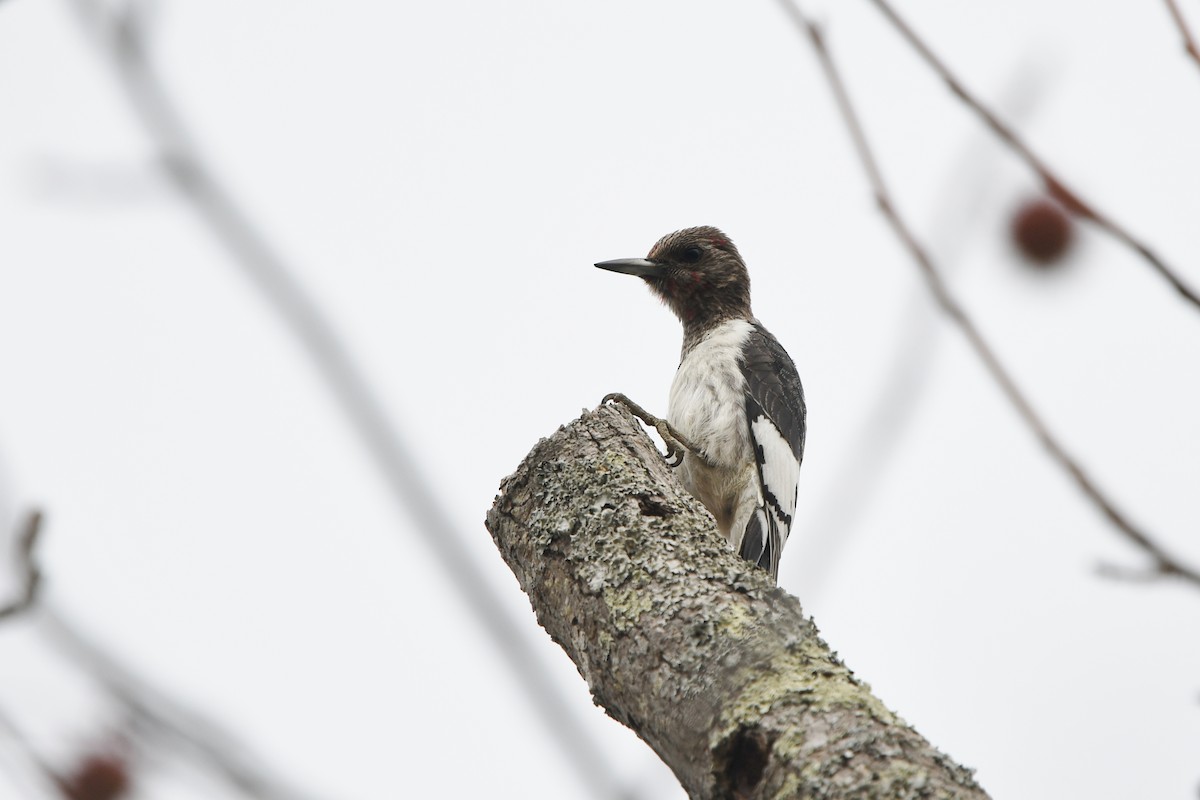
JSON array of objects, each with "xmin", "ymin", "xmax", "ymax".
[{"xmin": 486, "ymin": 406, "xmax": 990, "ymax": 800}]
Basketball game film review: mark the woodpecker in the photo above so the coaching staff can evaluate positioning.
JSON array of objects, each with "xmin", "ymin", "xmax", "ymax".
[{"xmin": 596, "ymin": 226, "xmax": 806, "ymax": 582}]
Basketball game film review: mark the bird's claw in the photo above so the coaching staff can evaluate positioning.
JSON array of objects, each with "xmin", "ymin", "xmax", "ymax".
[
  {"xmin": 660, "ymin": 431, "xmax": 685, "ymax": 468},
  {"xmin": 602, "ymin": 392, "xmax": 704, "ymax": 467}
]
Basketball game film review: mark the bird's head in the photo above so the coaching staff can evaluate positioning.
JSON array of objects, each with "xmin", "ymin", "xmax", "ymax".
[{"xmin": 595, "ymin": 226, "xmax": 751, "ymax": 326}]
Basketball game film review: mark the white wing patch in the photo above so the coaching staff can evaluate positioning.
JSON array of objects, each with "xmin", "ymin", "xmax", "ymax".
[{"xmin": 750, "ymin": 412, "xmax": 799, "ymax": 551}]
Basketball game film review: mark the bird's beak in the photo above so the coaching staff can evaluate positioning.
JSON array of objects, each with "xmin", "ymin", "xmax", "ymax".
[{"xmin": 594, "ymin": 257, "xmax": 668, "ymax": 278}]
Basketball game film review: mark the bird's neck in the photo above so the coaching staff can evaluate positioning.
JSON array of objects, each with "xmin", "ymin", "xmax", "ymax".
[{"xmin": 680, "ymin": 312, "xmax": 752, "ymax": 358}]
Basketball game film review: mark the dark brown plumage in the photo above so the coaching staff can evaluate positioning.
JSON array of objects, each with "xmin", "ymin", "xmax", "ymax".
[{"xmin": 641, "ymin": 226, "xmax": 753, "ymax": 356}]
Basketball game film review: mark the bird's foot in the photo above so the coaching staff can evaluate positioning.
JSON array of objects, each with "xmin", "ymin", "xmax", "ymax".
[{"xmin": 601, "ymin": 393, "xmax": 707, "ymax": 468}]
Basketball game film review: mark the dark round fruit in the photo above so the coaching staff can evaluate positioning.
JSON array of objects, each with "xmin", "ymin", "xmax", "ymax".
[{"xmin": 1011, "ymin": 198, "xmax": 1074, "ymax": 265}]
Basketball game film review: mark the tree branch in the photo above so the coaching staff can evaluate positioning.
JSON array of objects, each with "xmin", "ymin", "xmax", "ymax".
[
  {"xmin": 867, "ymin": 0, "xmax": 1200, "ymax": 311},
  {"xmin": 64, "ymin": 3, "xmax": 631, "ymax": 795},
  {"xmin": 40, "ymin": 607, "xmax": 322, "ymax": 800},
  {"xmin": 0, "ymin": 510, "xmax": 43, "ymax": 621},
  {"xmin": 486, "ymin": 405, "xmax": 989, "ymax": 800},
  {"xmin": 1163, "ymin": 0, "xmax": 1200, "ymax": 76},
  {"xmin": 0, "ymin": 510, "xmax": 324, "ymax": 799},
  {"xmin": 775, "ymin": 2, "xmax": 1200, "ymax": 592}
]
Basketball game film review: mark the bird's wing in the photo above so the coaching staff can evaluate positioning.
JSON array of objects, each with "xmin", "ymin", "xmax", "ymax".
[{"xmin": 738, "ymin": 323, "xmax": 806, "ymax": 578}]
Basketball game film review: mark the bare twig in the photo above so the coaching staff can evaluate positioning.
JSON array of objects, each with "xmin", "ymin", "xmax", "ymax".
[
  {"xmin": 0, "ymin": 511, "xmax": 319, "ymax": 799},
  {"xmin": 64, "ymin": 3, "xmax": 633, "ymax": 797},
  {"xmin": 1164, "ymin": 0, "xmax": 1200, "ymax": 74},
  {"xmin": 774, "ymin": 0, "xmax": 1200, "ymax": 590},
  {"xmin": 867, "ymin": 0, "xmax": 1200, "ymax": 311},
  {"xmin": 0, "ymin": 511, "xmax": 43, "ymax": 621},
  {"xmin": 40, "ymin": 607, "xmax": 321, "ymax": 800},
  {"xmin": 0, "ymin": 706, "xmax": 58, "ymax": 796},
  {"xmin": 0, "ymin": 705, "xmax": 88, "ymax": 800},
  {"xmin": 789, "ymin": 59, "xmax": 1048, "ymax": 594},
  {"xmin": 1095, "ymin": 560, "xmax": 1180, "ymax": 584}
]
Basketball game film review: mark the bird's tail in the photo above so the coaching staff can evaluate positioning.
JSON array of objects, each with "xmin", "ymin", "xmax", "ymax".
[{"xmin": 739, "ymin": 505, "xmax": 781, "ymax": 582}]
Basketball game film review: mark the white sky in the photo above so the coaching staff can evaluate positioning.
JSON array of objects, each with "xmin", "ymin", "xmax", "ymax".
[{"xmin": 1, "ymin": 1, "xmax": 1199, "ymax": 798}]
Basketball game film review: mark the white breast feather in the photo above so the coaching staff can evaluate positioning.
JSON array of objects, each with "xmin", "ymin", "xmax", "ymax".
[{"xmin": 667, "ymin": 319, "xmax": 755, "ymax": 468}]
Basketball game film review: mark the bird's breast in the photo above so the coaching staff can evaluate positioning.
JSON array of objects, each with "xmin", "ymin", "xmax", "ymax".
[{"xmin": 667, "ymin": 319, "xmax": 754, "ymax": 469}]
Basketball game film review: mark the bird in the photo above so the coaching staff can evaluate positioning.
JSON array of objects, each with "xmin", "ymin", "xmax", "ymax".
[{"xmin": 596, "ymin": 226, "xmax": 806, "ymax": 582}]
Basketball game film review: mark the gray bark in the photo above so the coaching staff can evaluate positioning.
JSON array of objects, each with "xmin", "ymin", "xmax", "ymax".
[{"xmin": 486, "ymin": 406, "xmax": 990, "ymax": 800}]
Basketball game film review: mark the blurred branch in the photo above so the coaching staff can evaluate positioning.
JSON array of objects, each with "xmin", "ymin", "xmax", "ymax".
[
  {"xmin": 867, "ymin": 0, "xmax": 1200, "ymax": 312},
  {"xmin": 0, "ymin": 510, "xmax": 43, "ymax": 621},
  {"xmin": 1095, "ymin": 561, "xmax": 1169, "ymax": 583},
  {"xmin": 1095, "ymin": 558, "xmax": 1194, "ymax": 585},
  {"xmin": 0, "ymin": 705, "xmax": 59, "ymax": 798},
  {"xmin": 0, "ymin": 511, "xmax": 314, "ymax": 799},
  {"xmin": 788, "ymin": 59, "xmax": 1046, "ymax": 594},
  {"xmin": 775, "ymin": 0, "xmax": 1200, "ymax": 591},
  {"xmin": 40, "ymin": 607, "xmax": 320, "ymax": 800},
  {"xmin": 1164, "ymin": 0, "xmax": 1200, "ymax": 74},
  {"xmin": 64, "ymin": 2, "xmax": 634, "ymax": 797}
]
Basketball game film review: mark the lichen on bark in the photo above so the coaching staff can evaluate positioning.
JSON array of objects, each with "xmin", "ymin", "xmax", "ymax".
[{"xmin": 486, "ymin": 405, "xmax": 989, "ymax": 800}]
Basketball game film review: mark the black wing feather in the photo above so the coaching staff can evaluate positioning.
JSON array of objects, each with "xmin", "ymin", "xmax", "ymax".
[
  {"xmin": 738, "ymin": 322, "xmax": 805, "ymax": 580},
  {"xmin": 740, "ymin": 323, "xmax": 806, "ymax": 463}
]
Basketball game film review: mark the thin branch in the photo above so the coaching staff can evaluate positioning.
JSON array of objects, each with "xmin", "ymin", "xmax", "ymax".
[
  {"xmin": 774, "ymin": 0, "xmax": 1200, "ymax": 591},
  {"xmin": 866, "ymin": 0, "xmax": 1200, "ymax": 311},
  {"xmin": 64, "ymin": 3, "xmax": 633, "ymax": 797},
  {"xmin": 1164, "ymin": 0, "xmax": 1200, "ymax": 75},
  {"xmin": 790, "ymin": 59, "xmax": 1047, "ymax": 594},
  {"xmin": 40, "ymin": 607, "xmax": 322, "ymax": 800},
  {"xmin": 1095, "ymin": 560, "xmax": 1179, "ymax": 584},
  {"xmin": 0, "ymin": 511, "xmax": 43, "ymax": 621},
  {"xmin": 0, "ymin": 705, "xmax": 59, "ymax": 798},
  {"xmin": 0, "ymin": 512, "xmax": 318, "ymax": 799}
]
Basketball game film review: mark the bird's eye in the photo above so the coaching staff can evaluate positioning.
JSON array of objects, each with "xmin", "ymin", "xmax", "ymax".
[{"xmin": 679, "ymin": 246, "xmax": 703, "ymax": 263}]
